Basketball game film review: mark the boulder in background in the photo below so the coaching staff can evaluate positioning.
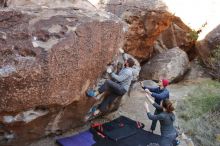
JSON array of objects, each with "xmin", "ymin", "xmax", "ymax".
[{"xmin": 140, "ymin": 47, "xmax": 189, "ymax": 82}]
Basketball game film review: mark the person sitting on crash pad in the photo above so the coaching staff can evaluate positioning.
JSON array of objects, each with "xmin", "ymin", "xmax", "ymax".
[
  {"xmin": 86, "ymin": 48, "xmax": 135, "ymax": 119},
  {"xmin": 141, "ymin": 79, "xmax": 169, "ymax": 132},
  {"xmin": 144, "ymin": 93, "xmax": 178, "ymax": 145}
]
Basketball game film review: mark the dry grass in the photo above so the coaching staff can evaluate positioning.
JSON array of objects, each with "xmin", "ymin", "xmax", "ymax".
[{"xmin": 176, "ymin": 79, "xmax": 220, "ymax": 146}]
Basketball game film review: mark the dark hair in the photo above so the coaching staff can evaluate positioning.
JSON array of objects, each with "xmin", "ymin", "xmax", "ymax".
[
  {"xmin": 127, "ymin": 58, "xmax": 135, "ymax": 67},
  {"xmin": 162, "ymin": 99, "xmax": 175, "ymax": 113}
]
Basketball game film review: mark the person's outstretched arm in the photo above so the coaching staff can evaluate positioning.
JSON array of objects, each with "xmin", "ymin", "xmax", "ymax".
[
  {"xmin": 145, "ymin": 93, "xmax": 163, "ymax": 111},
  {"xmin": 140, "ymin": 81, "xmax": 158, "ymax": 92},
  {"xmin": 147, "ymin": 112, "xmax": 164, "ymax": 121},
  {"xmin": 122, "ymin": 53, "xmax": 128, "ymax": 61},
  {"xmin": 119, "ymin": 48, "xmax": 128, "ymax": 61},
  {"xmin": 144, "ymin": 101, "xmax": 164, "ymax": 121},
  {"xmin": 151, "ymin": 89, "xmax": 169, "ymax": 100}
]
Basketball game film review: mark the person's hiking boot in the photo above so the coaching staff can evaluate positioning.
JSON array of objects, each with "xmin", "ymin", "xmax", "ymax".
[
  {"xmin": 174, "ymin": 139, "xmax": 180, "ymax": 145},
  {"xmin": 84, "ymin": 106, "xmax": 98, "ymax": 122},
  {"xmin": 93, "ymin": 109, "xmax": 101, "ymax": 116},
  {"xmin": 86, "ymin": 89, "xmax": 96, "ymax": 97},
  {"xmin": 88, "ymin": 105, "xmax": 98, "ymax": 114},
  {"xmin": 86, "ymin": 89, "xmax": 99, "ymax": 100}
]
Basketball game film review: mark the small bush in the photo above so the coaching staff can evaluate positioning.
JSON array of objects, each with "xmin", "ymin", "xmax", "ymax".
[
  {"xmin": 189, "ymin": 23, "xmax": 207, "ymax": 41},
  {"xmin": 189, "ymin": 29, "xmax": 199, "ymax": 41}
]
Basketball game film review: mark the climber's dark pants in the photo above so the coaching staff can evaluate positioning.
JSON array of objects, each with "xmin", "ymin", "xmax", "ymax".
[
  {"xmin": 150, "ymin": 109, "xmax": 160, "ymax": 131},
  {"xmin": 98, "ymin": 80, "xmax": 126, "ymax": 112}
]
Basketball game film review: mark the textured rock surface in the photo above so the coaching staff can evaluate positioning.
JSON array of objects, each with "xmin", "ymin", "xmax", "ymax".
[
  {"xmin": 4, "ymin": 0, "xmax": 196, "ymax": 63},
  {"xmin": 123, "ymin": 10, "xmax": 173, "ymax": 61},
  {"xmin": 5, "ymin": 0, "xmax": 96, "ymax": 10},
  {"xmin": 96, "ymin": 0, "xmax": 196, "ymax": 62},
  {"xmin": 0, "ymin": 0, "xmax": 198, "ymax": 145},
  {"xmin": 0, "ymin": 7, "xmax": 125, "ymax": 145},
  {"xmin": 183, "ymin": 59, "xmax": 210, "ymax": 81},
  {"xmin": 197, "ymin": 24, "xmax": 220, "ymax": 60},
  {"xmin": 154, "ymin": 16, "xmax": 196, "ymax": 60},
  {"xmin": 100, "ymin": 0, "xmax": 173, "ymax": 61},
  {"xmin": 196, "ymin": 24, "xmax": 220, "ymax": 80},
  {"xmin": 140, "ymin": 47, "xmax": 189, "ymax": 82},
  {"xmin": 0, "ymin": 0, "xmax": 7, "ymax": 7},
  {"xmin": 102, "ymin": 0, "xmax": 168, "ymax": 15}
]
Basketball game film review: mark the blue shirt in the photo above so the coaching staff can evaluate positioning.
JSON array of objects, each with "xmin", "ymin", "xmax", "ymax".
[{"xmin": 143, "ymin": 86, "xmax": 169, "ymax": 104}]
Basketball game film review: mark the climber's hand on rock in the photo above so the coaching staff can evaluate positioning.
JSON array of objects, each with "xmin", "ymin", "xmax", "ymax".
[
  {"xmin": 119, "ymin": 48, "xmax": 124, "ymax": 54},
  {"xmin": 145, "ymin": 89, "xmax": 152, "ymax": 95},
  {"xmin": 106, "ymin": 67, "xmax": 113, "ymax": 74}
]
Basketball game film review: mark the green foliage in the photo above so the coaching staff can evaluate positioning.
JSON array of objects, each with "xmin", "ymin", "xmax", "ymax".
[
  {"xmin": 189, "ymin": 29, "xmax": 199, "ymax": 41},
  {"xmin": 189, "ymin": 22, "xmax": 207, "ymax": 41}
]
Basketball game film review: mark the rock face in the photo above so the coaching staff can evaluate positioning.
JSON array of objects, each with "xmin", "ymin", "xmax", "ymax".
[
  {"xmin": 140, "ymin": 47, "xmax": 189, "ymax": 82},
  {"xmin": 103, "ymin": 0, "xmax": 168, "ymax": 14},
  {"xmin": 197, "ymin": 24, "xmax": 220, "ymax": 59},
  {"xmin": 96, "ymin": 0, "xmax": 196, "ymax": 62},
  {"xmin": 0, "ymin": 0, "xmax": 7, "ymax": 7},
  {"xmin": 0, "ymin": 8, "xmax": 125, "ymax": 145},
  {"xmin": 183, "ymin": 59, "xmax": 210, "ymax": 81},
  {"xmin": 100, "ymin": 0, "xmax": 173, "ymax": 61},
  {"xmin": 0, "ymin": 0, "xmax": 197, "ymax": 145},
  {"xmin": 154, "ymin": 16, "xmax": 196, "ymax": 60},
  {"xmin": 196, "ymin": 24, "xmax": 220, "ymax": 80},
  {"xmin": 123, "ymin": 10, "xmax": 173, "ymax": 61},
  {"xmin": 6, "ymin": 0, "xmax": 96, "ymax": 10}
]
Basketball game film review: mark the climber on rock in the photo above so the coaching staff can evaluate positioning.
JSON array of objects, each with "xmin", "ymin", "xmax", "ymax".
[{"xmin": 85, "ymin": 48, "xmax": 135, "ymax": 121}]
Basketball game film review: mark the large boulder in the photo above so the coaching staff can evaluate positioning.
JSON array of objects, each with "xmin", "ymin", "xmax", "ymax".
[
  {"xmin": 6, "ymin": 0, "xmax": 96, "ymax": 10},
  {"xmin": 140, "ymin": 47, "xmax": 189, "ymax": 82},
  {"xmin": 102, "ymin": 0, "xmax": 168, "ymax": 14},
  {"xmin": 96, "ymin": 0, "xmax": 173, "ymax": 61},
  {"xmin": 96, "ymin": 0, "xmax": 196, "ymax": 62},
  {"xmin": 0, "ymin": 8, "xmax": 125, "ymax": 145},
  {"xmin": 154, "ymin": 16, "xmax": 197, "ymax": 60},
  {"xmin": 196, "ymin": 24, "xmax": 220, "ymax": 80},
  {"xmin": 122, "ymin": 10, "xmax": 173, "ymax": 61},
  {"xmin": 0, "ymin": 0, "xmax": 7, "ymax": 7}
]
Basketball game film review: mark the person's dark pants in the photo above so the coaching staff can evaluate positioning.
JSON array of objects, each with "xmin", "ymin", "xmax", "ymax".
[
  {"xmin": 98, "ymin": 80, "xmax": 126, "ymax": 112},
  {"xmin": 150, "ymin": 109, "xmax": 160, "ymax": 131}
]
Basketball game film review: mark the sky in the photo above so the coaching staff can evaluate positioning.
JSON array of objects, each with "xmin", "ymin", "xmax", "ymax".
[{"xmin": 163, "ymin": 0, "xmax": 220, "ymax": 40}]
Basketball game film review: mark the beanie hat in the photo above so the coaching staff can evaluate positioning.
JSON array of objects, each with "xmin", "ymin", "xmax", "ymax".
[{"xmin": 162, "ymin": 79, "xmax": 169, "ymax": 87}]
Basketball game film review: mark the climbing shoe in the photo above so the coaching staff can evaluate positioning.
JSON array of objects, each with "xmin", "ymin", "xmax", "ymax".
[{"xmin": 86, "ymin": 89, "xmax": 96, "ymax": 97}]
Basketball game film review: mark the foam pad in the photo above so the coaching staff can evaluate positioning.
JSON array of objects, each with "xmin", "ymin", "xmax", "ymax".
[
  {"xmin": 105, "ymin": 126, "xmax": 137, "ymax": 141},
  {"xmin": 93, "ymin": 129, "xmax": 172, "ymax": 146},
  {"xmin": 56, "ymin": 130, "xmax": 95, "ymax": 146}
]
